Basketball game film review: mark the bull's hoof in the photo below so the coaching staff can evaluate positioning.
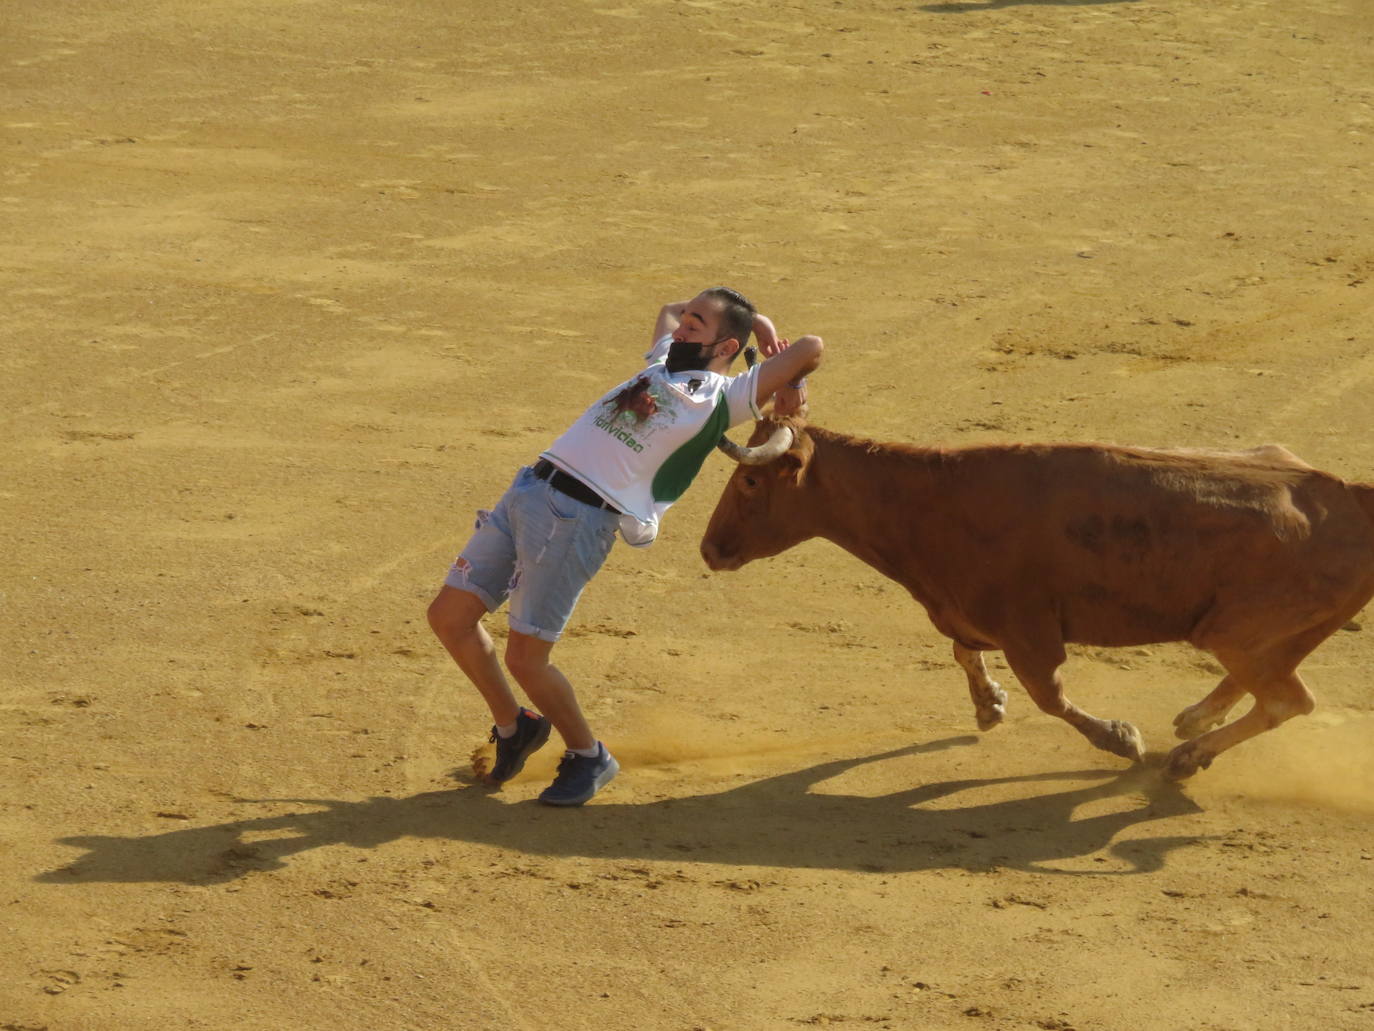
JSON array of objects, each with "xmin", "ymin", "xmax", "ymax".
[
  {"xmin": 1172, "ymin": 705, "xmax": 1222, "ymax": 741},
  {"xmin": 1163, "ymin": 741, "xmax": 1214, "ymax": 781},
  {"xmin": 975, "ymin": 699, "xmax": 1006, "ymax": 731},
  {"xmin": 1101, "ymin": 720, "xmax": 1146, "ymax": 763},
  {"xmin": 975, "ymin": 708, "xmax": 1005, "ymax": 731},
  {"xmin": 973, "ymin": 682, "xmax": 1007, "ymax": 731}
]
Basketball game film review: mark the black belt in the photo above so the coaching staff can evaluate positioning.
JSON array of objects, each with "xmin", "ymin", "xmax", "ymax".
[{"xmin": 532, "ymin": 459, "xmax": 620, "ymax": 513}]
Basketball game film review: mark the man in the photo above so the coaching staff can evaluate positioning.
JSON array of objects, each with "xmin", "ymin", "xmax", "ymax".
[{"xmin": 427, "ymin": 288, "xmax": 823, "ymax": 805}]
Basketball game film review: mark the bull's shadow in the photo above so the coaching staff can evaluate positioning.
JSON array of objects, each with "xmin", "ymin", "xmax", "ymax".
[{"xmin": 39, "ymin": 737, "xmax": 1205, "ymax": 886}]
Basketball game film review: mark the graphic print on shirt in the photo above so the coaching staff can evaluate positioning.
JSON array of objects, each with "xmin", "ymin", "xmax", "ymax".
[
  {"xmin": 539, "ymin": 345, "xmax": 759, "ymax": 541},
  {"xmin": 593, "ymin": 375, "xmax": 682, "ymax": 454},
  {"xmin": 604, "ymin": 376, "xmax": 659, "ymax": 424}
]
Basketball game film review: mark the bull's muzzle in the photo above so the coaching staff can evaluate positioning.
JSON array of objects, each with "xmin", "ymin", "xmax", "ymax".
[{"xmin": 700, "ymin": 537, "xmax": 742, "ymax": 572}]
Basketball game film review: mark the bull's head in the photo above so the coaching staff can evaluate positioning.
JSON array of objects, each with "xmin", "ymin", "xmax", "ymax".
[{"xmin": 701, "ymin": 415, "xmax": 817, "ymax": 571}]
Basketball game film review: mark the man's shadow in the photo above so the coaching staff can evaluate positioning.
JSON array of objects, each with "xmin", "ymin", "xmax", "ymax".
[{"xmin": 38, "ymin": 736, "xmax": 1206, "ymax": 886}]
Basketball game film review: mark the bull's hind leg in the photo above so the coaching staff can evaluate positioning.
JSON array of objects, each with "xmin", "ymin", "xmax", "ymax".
[
  {"xmin": 1165, "ymin": 669, "xmax": 1315, "ymax": 780},
  {"xmin": 953, "ymin": 642, "xmax": 1007, "ymax": 730},
  {"xmin": 1172, "ymin": 674, "xmax": 1247, "ymax": 740},
  {"xmin": 1001, "ymin": 637, "xmax": 1145, "ymax": 762},
  {"xmin": 1166, "ymin": 626, "xmax": 1333, "ymax": 778}
]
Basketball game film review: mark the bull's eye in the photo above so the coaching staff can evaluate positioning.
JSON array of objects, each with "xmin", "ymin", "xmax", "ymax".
[{"xmin": 742, "ymin": 474, "xmax": 758, "ymax": 489}]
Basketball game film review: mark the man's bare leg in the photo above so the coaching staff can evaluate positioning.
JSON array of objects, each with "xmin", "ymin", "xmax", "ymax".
[
  {"xmin": 504, "ymin": 630, "xmax": 596, "ymax": 752},
  {"xmin": 426, "ymin": 585, "xmax": 520, "ymax": 727}
]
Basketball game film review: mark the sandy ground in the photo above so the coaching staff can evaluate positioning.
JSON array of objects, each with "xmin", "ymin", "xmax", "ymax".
[{"xmin": 4, "ymin": 0, "xmax": 1374, "ymax": 1028}]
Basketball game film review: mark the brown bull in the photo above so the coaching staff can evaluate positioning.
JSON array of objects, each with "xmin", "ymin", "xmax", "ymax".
[{"xmin": 702, "ymin": 416, "xmax": 1374, "ymax": 778}]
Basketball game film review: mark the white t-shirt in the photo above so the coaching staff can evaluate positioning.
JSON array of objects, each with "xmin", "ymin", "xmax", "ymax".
[{"xmin": 540, "ymin": 335, "xmax": 762, "ymax": 547}]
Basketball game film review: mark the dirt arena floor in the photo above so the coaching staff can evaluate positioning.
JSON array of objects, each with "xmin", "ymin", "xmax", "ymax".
[{"xmin": 4, "ymin": 1, "xmax": 1374, "ymax": 1028}]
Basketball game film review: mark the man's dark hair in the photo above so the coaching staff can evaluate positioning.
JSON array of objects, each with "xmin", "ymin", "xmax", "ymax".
[{"xmin": 703, "ymin": 286, "xmax": 756, "ymax": 357}]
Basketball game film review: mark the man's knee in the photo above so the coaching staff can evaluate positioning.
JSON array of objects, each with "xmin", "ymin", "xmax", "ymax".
[
  {"xmin": 504, "ymin": 632, "xmax": 553, "ymax": 681},
  {"xmin": 427, "ymin": 586, "xmax": 484, "ymax": 639}
]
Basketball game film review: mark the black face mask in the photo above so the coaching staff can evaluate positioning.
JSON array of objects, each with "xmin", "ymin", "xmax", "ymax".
[
  {"xmin": 665, "ymin": 339, "xmax": 708, "ymax": 373},
  {"xmin": 665, "ymin": 337, "xmax": 727, "ymax": 374}
]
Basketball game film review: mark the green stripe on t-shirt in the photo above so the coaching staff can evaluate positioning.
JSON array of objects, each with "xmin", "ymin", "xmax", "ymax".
[{"xmin": 650, "ymin": 395, "xmax": 731, "ymax": 503}]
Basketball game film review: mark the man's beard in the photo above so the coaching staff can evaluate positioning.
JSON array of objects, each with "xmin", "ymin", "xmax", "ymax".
[{"xmin": 665, "ymin": 339, "xmax": 716, "ymax": 374}]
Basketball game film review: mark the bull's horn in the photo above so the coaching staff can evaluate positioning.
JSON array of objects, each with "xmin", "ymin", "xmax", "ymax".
[{"xmin": 716, "ymin": 424, "xmax": 794, "ymax": 465}]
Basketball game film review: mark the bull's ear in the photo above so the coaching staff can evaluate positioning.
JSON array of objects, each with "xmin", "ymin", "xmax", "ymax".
[{"xmin": 776, "ymin": 430, "xmax": 814, "ymax": 486}]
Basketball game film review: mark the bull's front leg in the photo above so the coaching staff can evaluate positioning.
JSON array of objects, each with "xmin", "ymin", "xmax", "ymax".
[
  {"xmin": 953, "ymin": 642, "xmax": 1007, "ymax": 731},
  {"xmin": 1002, "ymin": 637, "xmax": 1146, "ymax": 763}
]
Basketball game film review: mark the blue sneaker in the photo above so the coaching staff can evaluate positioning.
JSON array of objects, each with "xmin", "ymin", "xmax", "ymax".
[
  {"xmin": 485, "ymin": 708, "xmax": 551, "ymax": 785},
  {"xmin": 538, "ymin": 743, "xmax": 619, "ymax": 806}
]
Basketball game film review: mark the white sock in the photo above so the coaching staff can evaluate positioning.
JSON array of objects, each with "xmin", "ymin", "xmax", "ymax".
[
  {"xmin": 569, "ymin": 744, "xmax": 600, "ymax": 759},
  {"xmin": 496, "ymin": 722, "xmax": 518, "ymax": 739}
]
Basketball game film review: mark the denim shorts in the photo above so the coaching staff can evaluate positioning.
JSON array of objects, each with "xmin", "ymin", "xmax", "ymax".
[{"xmin": 444, "ymin": 465, "xmax": 620, "ymax": 642}]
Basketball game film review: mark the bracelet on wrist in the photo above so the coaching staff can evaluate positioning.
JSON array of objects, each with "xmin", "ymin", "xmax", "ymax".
[{"xmin": 787, "ymin": 378, "xmax": 807, "ymax": 390}]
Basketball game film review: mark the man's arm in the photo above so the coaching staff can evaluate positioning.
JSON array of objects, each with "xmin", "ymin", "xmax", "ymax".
[
  {"xmin": 752, "ymin": 312, "xmax": 779, "ymax": 357},
  {"xmin": 754, "ymin": 335, "xmax": 823, "ymax": 415},
  {"xmin": 652, "ymin": 300, "xmax": 691, "ymax": 346}
]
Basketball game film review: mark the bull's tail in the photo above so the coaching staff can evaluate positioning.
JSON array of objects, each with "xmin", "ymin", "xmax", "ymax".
[{"xmin": 1355, "ymin": 483, "xmax": 1374, "ymax": 527}]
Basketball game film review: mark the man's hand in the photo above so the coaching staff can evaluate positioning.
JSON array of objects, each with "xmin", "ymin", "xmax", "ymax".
[
  {"xmin": 753, "ymin": 334, "xmax": 823, "ymax": 415},
  {"xmin": 753, "ymin": 314, "xmax": 781, "ymax": 357},
  {"xmin": 772, "ymin": 377, "xmax": 808, "ymax": 417},
  {"xmin": 760, "ymin": 336, "xmax": 810, "ymax": 415}
]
